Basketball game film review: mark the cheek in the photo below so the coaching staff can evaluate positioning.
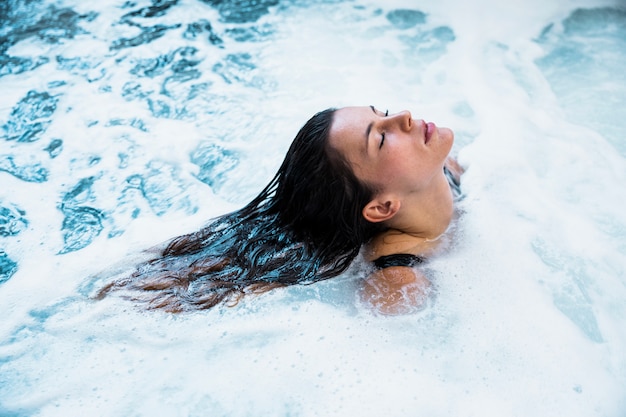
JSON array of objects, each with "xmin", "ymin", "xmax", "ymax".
[
  {"xmin": 379, "ymin": 158, "xmax": 417, "ymax": 186},
  {"xmin": 359, "ymin": 160, "xmax": 398, "ymax": 190}
]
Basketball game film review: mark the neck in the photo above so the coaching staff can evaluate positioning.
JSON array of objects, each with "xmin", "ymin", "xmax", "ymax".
[{"xmin": 387, "ymin": 174, "xmax": 454, "ymax": 240}]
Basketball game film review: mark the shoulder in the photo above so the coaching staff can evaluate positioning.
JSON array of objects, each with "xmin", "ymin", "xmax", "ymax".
[
  {"xmin": 359, "ymin": 265, "xmax": 431, "ymax": 315},
  {"xmin": 360, "ymin": 232, "xmax": 434, "ymax": 315}
]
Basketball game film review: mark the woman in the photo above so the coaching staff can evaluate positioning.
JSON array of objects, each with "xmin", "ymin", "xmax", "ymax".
[{"xmin": 97, "ymin": 106, "xmax": 463, "ymax": 314}]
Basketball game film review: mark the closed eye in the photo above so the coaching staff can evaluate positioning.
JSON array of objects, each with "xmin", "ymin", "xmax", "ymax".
[{"xmin": 379, "ymin": 109, "xmax": 389, "ymax": 149}]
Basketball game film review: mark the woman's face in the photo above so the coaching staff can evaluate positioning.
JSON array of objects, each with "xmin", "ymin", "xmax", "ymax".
[{"xmin": 328, "ymin": 106, "xmax": 454, "ymax": 197}]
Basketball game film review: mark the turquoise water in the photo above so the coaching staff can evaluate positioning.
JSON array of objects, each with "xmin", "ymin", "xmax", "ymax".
[{"xmin": 1, "ymin": 0, "xmax": 625, "ymax": 416}]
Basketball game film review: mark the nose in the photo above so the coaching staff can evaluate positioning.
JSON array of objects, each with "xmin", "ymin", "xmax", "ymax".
[{"xmin": 387, "ymin": 110, "xmax": 412, "ymax": 132}]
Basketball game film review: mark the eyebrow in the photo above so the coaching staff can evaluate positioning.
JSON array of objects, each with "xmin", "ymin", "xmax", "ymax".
[{"xmin": 365, "ymin": 105, "xmax": 377, "ymax": 154}]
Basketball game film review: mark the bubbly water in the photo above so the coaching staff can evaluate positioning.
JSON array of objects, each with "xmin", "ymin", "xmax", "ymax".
[{"xmin": 1, "ymin": 0, "xmax": 625, "ymax": 415}]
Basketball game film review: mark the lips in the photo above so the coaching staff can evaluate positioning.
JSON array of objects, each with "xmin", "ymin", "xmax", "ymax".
[{"xmin": 424, "ymin": 121, "xmax": 436, "ymax": 144}]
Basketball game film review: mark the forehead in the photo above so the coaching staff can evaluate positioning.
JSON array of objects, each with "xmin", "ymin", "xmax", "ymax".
[
  {"xmin": 330, "ymin": 106, "xmax": 371, "ymax": 136},
  {"xmin": 328, "ymin": 106, "xmax": 372, "ymax": 154}
]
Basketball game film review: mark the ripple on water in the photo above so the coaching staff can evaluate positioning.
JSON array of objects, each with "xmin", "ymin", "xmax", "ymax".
[
  {"xmin": 2, "ymin": 90, "xmax": 58, "ymax": 143},
  {"xmin": 0, "ymin": 251, "xmax": 18, "ymax": 284},
  {"xmin": 535, "ymin": 7, "xmax": 626, "ymax": 156}
]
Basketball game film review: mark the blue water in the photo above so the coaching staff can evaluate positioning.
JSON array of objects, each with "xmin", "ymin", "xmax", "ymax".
[{"xmin": 1, "ymin": 0, "xmax": 625, "ymax": 416}]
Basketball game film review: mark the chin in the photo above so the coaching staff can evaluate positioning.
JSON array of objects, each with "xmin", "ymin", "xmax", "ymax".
[
  {"xmin": 439, "ymin": 127, "xmax": 454, "ymax": 142},
  {"xmin": 437, "ymin": 127, "xmax": 454, "ymax": 154}
]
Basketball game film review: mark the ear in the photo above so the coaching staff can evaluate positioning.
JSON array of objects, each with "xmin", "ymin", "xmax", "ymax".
[{"xmin": 362, "ymin": 196, "xmax": 401, "ymax": 223}]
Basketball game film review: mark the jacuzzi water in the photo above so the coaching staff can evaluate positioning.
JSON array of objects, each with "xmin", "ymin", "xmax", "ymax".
[{"xmin": 1, "ymin": 0, "xmax": 625, "ymax": 415}]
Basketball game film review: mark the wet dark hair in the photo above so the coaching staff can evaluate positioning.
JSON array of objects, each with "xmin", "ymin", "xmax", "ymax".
[{"xmin": 97, "ymin": 108, "xmax": 386, "ymax": 311}]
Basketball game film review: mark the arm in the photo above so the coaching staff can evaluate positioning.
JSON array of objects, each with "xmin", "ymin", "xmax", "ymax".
[{"xmin": 358, "ymin": 266, "xmax": 431, "ymax": 315}]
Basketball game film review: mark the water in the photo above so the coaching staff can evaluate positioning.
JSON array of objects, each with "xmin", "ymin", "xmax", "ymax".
[{"xmin": 1, "ymin": 0, "xmax": 625, "ymax": 415}]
